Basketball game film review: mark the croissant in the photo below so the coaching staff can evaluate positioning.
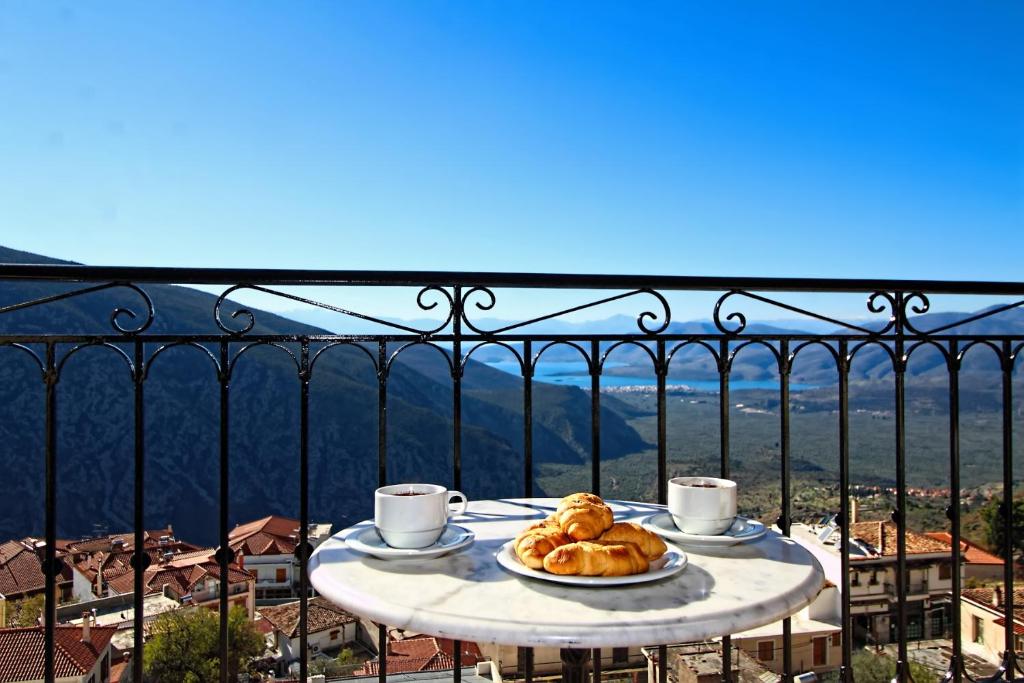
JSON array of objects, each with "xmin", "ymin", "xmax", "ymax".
[
  {"xmin": 553, "ymin": 493, "xmax": 614, "ymax": 541},
  {"xmin": 542, "ymin": 540, "xmax": 649, "ymax": 576},
  {"xmin": 598, "ymin": 522, "xmax": 667, "ymax": 561},
  {"xmin": 514, "ymin": 524, "xmax": 572, "ymax": 569}
]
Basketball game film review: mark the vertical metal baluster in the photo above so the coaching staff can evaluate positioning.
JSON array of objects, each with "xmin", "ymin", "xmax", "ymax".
[
  {"xmin": 838, "ymin": 341, "xmax": 853, "ymax": 683},
  {"xmin": 524, "ymin": 339, "xmax": 534, "ymax": 499},
  {"xmin": 44, "ymin": 342, "xmax": 56, "ymax": 683},
  {"xmin": 893, "ymin": 301, "xmax": 909, "ymax": 682},
  {"xmin": 378, "ymin": 340, "xmax": 388, "ymax": 683},
  {"xmin": 780, "ymin": 340, "xmax": 792, "ymax": 682},
  {"xmin": 590, "ymin": 339, "xmax": 601, "ymax": 680},
  {"xmin": 944, "ymin": 341, "xmax": 963, "ymax": 683},
  {"xmin": 591, "ymin": 339, "xmax": 601, "ymax": 495},
  {"xmin": 218, "ymin": 341, "xmax": 230, "ymax": 683},
  {"xmin": 657, "ymin": 341, "xmax": 667, "ymax": 504},
  {"xmin": 1000, "ymin": 341, "xmax": 1015, "ymax": 679},
  {"xmin": 657, "ymin": 340, "xmax": 668, "ymax": 683},
  {"xmin": 453, "ymin": 286, "xmax": 463, "ymax": 683},
  {"xmin": 719, "ymin": 339, "xmax": 731, "ymax": 683},
  {"xmin": 299, "ymin": 340, "xmax": 311, "ymax": 683},
  {"xmin": 132, "ymin": 341, "xmax": 147, "ymax": 683},
  {"xmin": 523, "ymin": 340, "xmax": 535, "ymax": 683}
]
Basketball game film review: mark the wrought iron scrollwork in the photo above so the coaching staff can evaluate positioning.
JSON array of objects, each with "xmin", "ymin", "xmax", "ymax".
[
  {"xmin": 460, "ymin": 287, "xmax": 670, "ymax": 336},
  {"xmin": 714, "ymin": 289, "xmax": 899, "ymax": 336},
  {"xmin": 0, "ymin": 282, "xmax": 154, "ymax": 335},
  {"xmin": 214, "ymin": 284, "xmax": 455, "ymax": 336}
]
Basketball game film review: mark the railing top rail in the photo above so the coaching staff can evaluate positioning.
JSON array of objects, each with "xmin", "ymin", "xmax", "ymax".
[{"xmin": 2, "ymin": 263, "xmax": 1024, "ymax": 295}]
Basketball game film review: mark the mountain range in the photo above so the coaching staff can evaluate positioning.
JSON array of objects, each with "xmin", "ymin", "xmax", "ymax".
[
  {"xmin": 0, "ymin": 246, "xmax": 644, "ymax": 545},
  {"xmin": 1, "ymin": 245, "xmax": 1021, "ymax": 545}
]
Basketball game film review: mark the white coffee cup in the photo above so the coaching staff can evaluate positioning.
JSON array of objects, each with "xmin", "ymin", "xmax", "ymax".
[
  {"xmin": 668, "ymin": 476, "xmax": 737, "ymax": 535},
  {"xmin": 374, "ymin": 483, "xmax": 469, "ymax": 549}
]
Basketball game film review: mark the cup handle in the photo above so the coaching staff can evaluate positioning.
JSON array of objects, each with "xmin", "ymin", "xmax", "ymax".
[{"xmin": 447, "ymin": 491, "xmax": 469, "ymax": 518}]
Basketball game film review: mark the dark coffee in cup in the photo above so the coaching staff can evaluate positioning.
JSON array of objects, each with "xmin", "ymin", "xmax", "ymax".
[
  {"xmin": 690, "ymin": 482, "xmax": 720, "ymax": 488},
  {"xmin": 395, "ymin": 492, "xmax": 427, "ymax": 496}
]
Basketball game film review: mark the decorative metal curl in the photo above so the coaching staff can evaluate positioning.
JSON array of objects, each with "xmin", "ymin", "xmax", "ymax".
[
  {"xmin": 460, "ymin": 287, "xmax": 670, "ymax": 336},
  {"xmin": 214, "ymin": 284, "xmax": 454, "ymax": 336},
  {"xmin": 866, "ymin": 291, "xmax": 898, "ymax": 335},
  {"xmin": 0, "ymin": 281, "xmax": 154, "ymax": 335},
  {"xmin": 713, "ymin": 291, "xmax": 748, "ymax": 334},
  {"xmin": 899, "ymin": 292, "xmax": 931, "ymax": 335}
]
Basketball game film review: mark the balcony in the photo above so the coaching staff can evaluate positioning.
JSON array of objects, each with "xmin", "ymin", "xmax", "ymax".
[{"xmin": 1, "ymin": 264, "xmax": 1023, "ymax": 683}]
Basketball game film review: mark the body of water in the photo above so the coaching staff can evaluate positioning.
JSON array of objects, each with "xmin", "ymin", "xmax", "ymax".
[{"xmin": 484, "ymin": 360, "xmax": 817, "ymax": 391}]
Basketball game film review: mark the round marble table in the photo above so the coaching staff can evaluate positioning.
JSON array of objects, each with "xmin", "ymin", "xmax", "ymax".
[{"xmin": 309, "ymin": 498, "xmax": 825, "ymax": 656}]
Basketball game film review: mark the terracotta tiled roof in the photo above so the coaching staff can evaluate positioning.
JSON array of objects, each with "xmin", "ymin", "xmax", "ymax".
[
  {"xmin": 0, "ymin": 625, "xmax": 115, "ymax": 681},
  {"xmin": 358, "ymin": 636, "xmax": 482, "ymax": 676},
  {"xmin": 925, "ymin": 532, "xmax": 1004, "ymax": 565},
  {"xmin": 144, "ymin": 554, "xmax": 253, "ymax": 600},
  {"xmin": 0, "ymin": 538, "xmax": 71, "ymax": 598},
  {"xmin": 849, "ymin": 521, "xmax": 950, "ymax": 559},
  {"xmin": 257, "ymin": 597, "xmax": 357, "ymax": 638},
  {"xmin": 962, "ymin": 587, "xmax": 1024, "ymax": 624},
  {"xmin": 229, "ymin": 516, "xmax": 301, "ymax": 556}
]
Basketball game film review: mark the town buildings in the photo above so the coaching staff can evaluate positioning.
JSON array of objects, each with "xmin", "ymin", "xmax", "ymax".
[
  {"xmin": 791, "ymin": 519, "xmax": 956, "ymax": 645},
  {"xmin": 358, "ymin": 635, "xmax": 483, "ymax": 677},
  {"xmin": 959, "ymin": 587, "xmax": 1024, "ymax": 666},
  {"xmin": 257, "ymin": 596, "xmax": 366, "ymax": 675},
  {"xmin": 925, "ymin": 532, "xmax": 1004, "ymax": 582},
  {"xmin": 732, "ymin": 582, "xmax": 842, "ymax": 676},
  {"xmin": 0, "ymin": 619, "xmax": 117, "ymax": 683},
  {"xmin": 0, "ymin": 538, "xmax": 73, "ymax": 624},
  {"xmin": 228, "ymin": 516, "xmax": 332, "ymax": 601}
]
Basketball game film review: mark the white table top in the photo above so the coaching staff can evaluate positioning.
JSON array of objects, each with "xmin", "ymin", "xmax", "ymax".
[{"xmin": 308, "ymin": 498, "xmax": 825, "ymax": 648}]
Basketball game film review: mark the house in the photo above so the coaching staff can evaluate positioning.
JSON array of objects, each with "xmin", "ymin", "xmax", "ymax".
[
  {"xmin": 925, "ymin": 532, "xmax": 1004, "ymax": 581},
  {"xmin": 257, "ymin": 596, "xmax": 364, "ymax": 674},
  {"xmin": 0, "ymin": 538, "xmax": 74, "ymax": 624},
  {"xmin": 103, "ymin": 550, "xmax": 255, "ymax": 619},
  {"xmin": 358, "ymin": 635, "xmax": 483, "ymax": 676},
  {"xmin": 228, "ymin": 516, "xmax": 332, "ymax": 601},
  {"xmin": 959, "ymin": 587, "xmax": 1024, "ymax": 665},
  {"xmin": 65, "ymin": 527, "xmax": 202, "ymax": 602},
  {"xmin": 790, "ymin": 519, "xmax": 956, "ymax": 645},
  {"xmin": 732, "ymin": 582, "xmax": 842, "ymax": 675},
  {"xmin": 58, "ymin": 588, "xmax": 181, "ymax": 653},
  {"xmin": 0, "ymin": 618, "xmax": 116, "ymax": 683}
]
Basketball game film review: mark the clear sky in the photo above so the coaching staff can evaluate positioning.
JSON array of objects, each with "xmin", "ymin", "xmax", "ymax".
[{"xmin": 0, "ymin": 3, "xmax": 1021, "ymax": 320}]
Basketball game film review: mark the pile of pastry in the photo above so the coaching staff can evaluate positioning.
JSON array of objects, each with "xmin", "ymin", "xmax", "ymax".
[{"xmin": 513, "ymin": 493, "xmax": 668, "ymax": 577}]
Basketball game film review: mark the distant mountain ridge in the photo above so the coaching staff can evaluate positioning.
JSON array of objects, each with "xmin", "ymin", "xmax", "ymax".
[{"xmin": 0, "ymin": 246, "xmax": 645, "ymax": 544}]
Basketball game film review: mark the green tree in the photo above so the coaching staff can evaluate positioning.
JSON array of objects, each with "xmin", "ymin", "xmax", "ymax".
[
  {"xmin": 849, "ymin": 651, "xmax": 936, "ymax": 683},
  {"xmin": 980, "ymin": 497, "xmax": 1024, "ymax": 556},
  {"xmin": 143, "ymin": 605, "xmax": 264, "ymax": 682},
  {"xmin": 3, "ymin": 594, "xmax": 45, "ymax": 627}
]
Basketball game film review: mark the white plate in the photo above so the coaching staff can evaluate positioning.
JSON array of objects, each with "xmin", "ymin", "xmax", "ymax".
[
  {"xmin": 495, "ymin": 540, "xmax": 687, "ymax": 586},
  {"xmin": 641, "ymin": 512, "xmax": 767, "ymax": 548},
  {"xmin": 346, "ymin": 523, "xmax": 475, "ymax": 560}
]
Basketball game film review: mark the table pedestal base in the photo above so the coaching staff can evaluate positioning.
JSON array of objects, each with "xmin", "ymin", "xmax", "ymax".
[{"xmin": 561, "ymin": 648, "xmax": 592, "ymax": 683}]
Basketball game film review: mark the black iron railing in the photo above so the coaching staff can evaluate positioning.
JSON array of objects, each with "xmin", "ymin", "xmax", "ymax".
[{"xmin": 1, "ymin": 265, "xmax": 1023, "ymax": 683}]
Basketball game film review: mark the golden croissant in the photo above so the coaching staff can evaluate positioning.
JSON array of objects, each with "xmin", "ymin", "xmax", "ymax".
[
  {"xmin": 542, "ymin": 540, "xmax": 649, "ymax": 576},
  {"xmin": 598, "ymin": 522, "xmax": 667, "ymax": 560},
  {"xmin": 553, "ymin": 493, "xmax": 614, "ymax": 541},
  {"xmin": 514, "ymin": 523, "xmax": 571, "ymax": 569}
]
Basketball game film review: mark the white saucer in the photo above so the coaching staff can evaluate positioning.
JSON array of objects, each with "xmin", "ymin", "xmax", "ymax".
[
  {"xmin": 641, "ymin": 512, "xmax": 767, "ymax": 548},
  {"xmin": 345, "ymin": 523, "xmax": 475, "ymax": 560},
  {"xmin": 495, "ymin": 540, "xmax": 687, "ymax": 586}
]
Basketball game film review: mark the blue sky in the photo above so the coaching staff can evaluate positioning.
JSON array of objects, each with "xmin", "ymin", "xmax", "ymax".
[{"xmin": 0, "ymin": 3, "xmax": 1021, "ymax": 320}]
